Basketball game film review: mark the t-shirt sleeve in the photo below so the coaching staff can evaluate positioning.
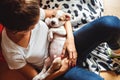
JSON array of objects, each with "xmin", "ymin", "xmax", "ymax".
[
  {"xmin": 1, "ymin": 29, "xmax": 27, "ymax": 70},
  {"xmin": 40, "ymin": 8, "xmax": 45, "ymax": 20},
  {"xmin": 3, "ymin": 51, "xmax": 26, "ymax": 70}
]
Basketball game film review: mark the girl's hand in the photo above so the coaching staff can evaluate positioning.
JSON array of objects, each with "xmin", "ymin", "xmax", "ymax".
[
  {"xmin": 59, "ymin": 57, "xmax": 70, "ymax": 72},
  {"xmin": 45, "ymin": 58, "xmax": 69, "ymax": 80},
  {"xmin": 62, "ymin": 38, "xmax": 77, "ymax": 67},
  {"xmin": 62, "ymin": 21, "xmax": 77, "ymax": 67}
]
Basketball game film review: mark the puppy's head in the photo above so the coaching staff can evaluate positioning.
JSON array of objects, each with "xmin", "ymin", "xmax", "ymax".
[{"xmin": 45, "ymin": 10, "xmax": 71, "ymax": 28}]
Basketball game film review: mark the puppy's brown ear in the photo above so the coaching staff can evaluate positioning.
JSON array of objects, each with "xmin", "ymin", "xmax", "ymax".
[{"xmin": 65, "ymin": 13, "xmax": 71, "ymax": 21}]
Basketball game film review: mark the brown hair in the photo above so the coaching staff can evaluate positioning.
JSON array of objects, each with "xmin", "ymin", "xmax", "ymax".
[{"xmin": 0, "ymin": 0, "xmax": 40, "ymax": 32}]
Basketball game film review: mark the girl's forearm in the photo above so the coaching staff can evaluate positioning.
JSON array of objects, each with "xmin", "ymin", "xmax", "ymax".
[
  {"xmin": 64, "ymin": 21, "xmax": 74, "ymax": 39},
  {"xmin": 44, "ymin": 9, "xmax": 58, "ymax": 18},
  {"xmin": 17, "ymin": 64, "xmax": 38, "ymax": 80}
]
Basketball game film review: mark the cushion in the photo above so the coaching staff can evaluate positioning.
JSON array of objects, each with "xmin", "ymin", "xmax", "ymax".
[{"xmin": 40, "ymin": 0, "xmax": 104, "ymax": 30}]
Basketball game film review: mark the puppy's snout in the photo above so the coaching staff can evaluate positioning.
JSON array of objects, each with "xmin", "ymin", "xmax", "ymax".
[{"xmin": 51, "ymin": 21, "xmax": 56, "ymax": 25}]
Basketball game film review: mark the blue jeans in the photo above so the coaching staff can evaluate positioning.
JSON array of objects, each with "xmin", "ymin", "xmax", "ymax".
[
  {"xmin": 74, "ymin": 16, "xmax": 120, "ymax": 64},
  {"xmin": 55, "ymin": 16, "xmax": 120, "ymax": 80}
]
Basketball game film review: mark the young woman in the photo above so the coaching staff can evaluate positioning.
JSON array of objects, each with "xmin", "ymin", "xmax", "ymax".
[{"xmin": 0, "ymin": 0, "xmax": 120, "ymax": 80}]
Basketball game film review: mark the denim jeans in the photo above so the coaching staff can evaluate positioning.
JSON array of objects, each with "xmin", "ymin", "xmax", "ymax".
[
  {"xmin": 55, "ymin": 16, "xmax": 120, "ymax": 80},
  {"xmin": 74, "ymin": 16, "xmax": 120, "ymax": 64},
  {"xmin": 55, "ymin": 66, "xmax": 104, "ymax": 80}
]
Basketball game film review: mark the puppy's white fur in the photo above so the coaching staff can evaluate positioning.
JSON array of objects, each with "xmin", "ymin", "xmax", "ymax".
[{"xmin": 35, "ymin": 10, "xmax": 71, "ymax": 80}]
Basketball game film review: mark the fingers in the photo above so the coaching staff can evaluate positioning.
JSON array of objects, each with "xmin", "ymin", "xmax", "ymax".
[
  {"xmin": 62, "ymin": 47, "xmax": 77, "ymax": 67},
  {"xmin": 68, "ymin": 58, "xmax": 77, "ymax": 67},
  {"xmin": 68, "ymin": 50, "xmax": 77, "ymax": 67},
  {"xmin": 68, "ymin": 49, "xmax": 77, "ymax": 59},
  {"xmin": 69, "ymin": 50, "xmax": 73, "ymax": 59},
  {"xmin": 62, "ymin": 46, "xmax": 69, "ymax": 58},
  {"xmin": 71, "ymin": 58, "xmax": 77, "ymax": 67}
]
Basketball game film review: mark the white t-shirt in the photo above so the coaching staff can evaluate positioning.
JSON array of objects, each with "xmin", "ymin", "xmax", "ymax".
[
  {"xmin": 40, "ymin": 8, "xmax": 45, "ymax": 20},
  {"xmin": 1, "ymin": 9, "xmax": 49, "ymax": 70}
]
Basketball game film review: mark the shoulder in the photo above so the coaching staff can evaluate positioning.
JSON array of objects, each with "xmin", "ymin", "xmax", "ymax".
[
  {"xmin": 36, "ymin": 20, "xmax": 48, "ymax": 29},
  {"xmin": 32, "ymin": 20, "xmax": 49, "ymax": 35},
  {"xmin": 40, "ymin": 8, "xmax": 45, "ymax": 20},
  {"xmin": 39, "ymin": 20, "xmax": 46, "ymax": 26}
]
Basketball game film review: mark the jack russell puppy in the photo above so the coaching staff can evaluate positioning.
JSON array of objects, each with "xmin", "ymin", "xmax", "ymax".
[{"xmin": 33, "ymin": 10, "xmax": 71, "ymax": 80}]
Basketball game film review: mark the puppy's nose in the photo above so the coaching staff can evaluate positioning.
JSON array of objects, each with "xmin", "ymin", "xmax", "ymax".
[{"xmin": 51, "ymin": 21, "xmax": 55, "ymax": 25}]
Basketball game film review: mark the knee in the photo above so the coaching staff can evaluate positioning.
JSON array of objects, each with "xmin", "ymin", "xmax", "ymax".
[
  {"xmin": 0, "ymin": 62, "xmax": 27, "ymax": 80},
  {"xmin": 99, "ymin": 16, "xmax": 120, "ymax": 29},
  {"xmin": 0, "ymin": 70, "xmax": 27, "ymax": 80}
]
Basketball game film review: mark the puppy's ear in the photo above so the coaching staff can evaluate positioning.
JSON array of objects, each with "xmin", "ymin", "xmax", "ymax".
[{"xmin": 65, "ymin": 13, "xmax": 71, "ymax": 21}]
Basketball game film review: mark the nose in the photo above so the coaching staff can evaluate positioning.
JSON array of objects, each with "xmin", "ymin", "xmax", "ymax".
[{"xmin": 51, "ymin": 21, "xmax": 55, "ymax": 25}]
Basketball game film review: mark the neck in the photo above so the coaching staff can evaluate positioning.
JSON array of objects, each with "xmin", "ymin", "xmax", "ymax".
[{"xmin": 6, "ymin": 29, "xmax": 31, "ymax": 48}]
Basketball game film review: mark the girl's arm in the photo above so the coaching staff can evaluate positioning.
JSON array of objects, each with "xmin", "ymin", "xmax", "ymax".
[
  {"xmin": 62, "ymin": 21, "xmax": 77, "ymax": 67},
  {"xmin": 45, "ymin": 58, "xmax": 69, "ymax": 80},
  {"xmin": 17, "ymin": 64, "xmax": 38, "ymax": 80}
]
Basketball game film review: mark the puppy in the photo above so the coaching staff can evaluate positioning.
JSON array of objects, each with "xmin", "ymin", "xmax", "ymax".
[
  {"xmin": 46, "ymin": 10, "xmax": 71, "ymax": 60},
  {"xmin": 36, "ymin": 10, "xmax": 71, "ymax": 80}
]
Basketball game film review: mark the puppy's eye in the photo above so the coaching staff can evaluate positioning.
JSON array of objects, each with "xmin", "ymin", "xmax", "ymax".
[
  {"xmin": 51, "ymin": 15, "xmax": 55, "ymax": 17},
  {"xmin": 59, "ymin": 18, "xmax": 62, "ymax": 21}
]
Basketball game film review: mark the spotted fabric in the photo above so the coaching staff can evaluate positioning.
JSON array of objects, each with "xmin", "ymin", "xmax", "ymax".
[
  {"xmin": 83, "ymin": 43, "xmax": 120, "ymax": 74},
  {"xmin": 40, "ymin": 0, "xmax": 104, "ymax": 31},
  {"xmin": 40, "ymin": 0, "xmax": 120, "ymax": 74}
]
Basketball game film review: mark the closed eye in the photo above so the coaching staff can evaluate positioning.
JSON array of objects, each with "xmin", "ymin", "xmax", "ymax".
[
  {"xmin": 51, "ymin": 15, "xmax": 55, "ymax": 18},
  {"xmin": 59, "ymin": 18, "xmax": 62, "ymax": 21}
]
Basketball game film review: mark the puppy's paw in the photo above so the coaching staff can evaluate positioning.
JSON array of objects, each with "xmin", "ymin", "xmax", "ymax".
[
  {"xmin": 33, "ymin": 73, "xmax": 48, "ymax": 80},
  {"xmin": 48, "ymin": 31, "xmax": 53, "ymax": 41},
  {"xmin": 33, "ymin": 74, "xmax": 41, "ymax": 80},
  {"xmin": 38, "ymin": 75, "xmax": 46, "ymax": 80}
]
